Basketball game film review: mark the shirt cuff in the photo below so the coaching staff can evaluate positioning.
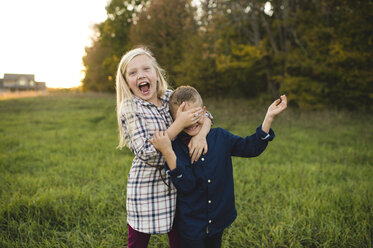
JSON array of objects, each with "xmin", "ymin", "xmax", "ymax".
[
  {"xmin": 256, "ymin": 124, "xmax": 275, "ymax": 141},
  {"xmin": 205, "ymin": 111, "xmax": 214, "ymax": 125},
  {"xmin": 167, "ymin": 166, "xmax": 183, "ymax": 179}
]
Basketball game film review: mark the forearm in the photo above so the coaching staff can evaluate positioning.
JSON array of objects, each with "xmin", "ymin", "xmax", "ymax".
[
  {"xmin": 166, "ymin": 119, "xmax": 185, "ymax": 140},
  {"xmin": 161, "ymin": 148, "xmax": 177, "ymax": 171},
  {"xmin": 262, "ymin": 114, "xmax": 274, "ymax": 134},
  {"xmin": 198, "ymin": 116, "xmax": 212, "ymax": 138}
]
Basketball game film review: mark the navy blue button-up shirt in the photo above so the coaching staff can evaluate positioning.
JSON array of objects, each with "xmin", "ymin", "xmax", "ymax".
[{"xmin": 165, "ymin": 125, "xmax": 275, "ymax": 240}]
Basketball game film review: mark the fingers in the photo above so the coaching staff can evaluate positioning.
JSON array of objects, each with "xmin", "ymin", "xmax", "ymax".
[
  {"xmin": 190, "ymin": 108, "xmax": 203, "ymax": 123},
  {"xmin": 281, "ymin": 95, "xmax": 287, "ymax": 106},
  {"xmin": 149, "ymin": 130, "xmax": 157, "ymax": 145},
  {"xmin": 192, "ymin": 108, "xmax": 203, "ymax": 116},
  {"xmin": 152, "ymin": 129, "xmax": 167, "ymax": 141},
  {"xmin": 189, "ymin": 146, "xmax": 195, "ymax": 163},
  {"xmin": 272, "ymin": 94, "xmax": 287, "ymax": 109},
  {"xmin": 277, "ymin": 95, "xmax": 287, "ymax": 111},
  {"xmin": 175, "ymin": 102, "xmax": 186, "ymax": 119},
  {"xmin": 153, "ymin": 129, "xmax": 160, "ymax": 139},
  {"xmin": 177, "ymin": 102, "xmax": 202, "ymax": 116},
  {"xmin": 188, "ymin": 143, "xmax": 206, "ymax": 163},
  {"xmin": 188, "ymin": 141, "xmax": 198, "ymax": 163},
  {"xmin": 188, "ymin": 142, "xmax": 193, "ymax": 155},
  {"xmin": 274, "ymin": 98, "xmax": 281, "ymax": 106},
  {"xmin": 178, "ymin": 102, "xmax": 186, "ymax": 112},
  {"xmin": 192, "ymin": 148, "xmax": 203, "ymax": 163}
]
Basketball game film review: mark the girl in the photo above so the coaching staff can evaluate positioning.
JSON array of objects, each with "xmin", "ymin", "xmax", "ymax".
[{"xmin": 115, "ymin": 47, "xmax": 212, "ymax": 248}]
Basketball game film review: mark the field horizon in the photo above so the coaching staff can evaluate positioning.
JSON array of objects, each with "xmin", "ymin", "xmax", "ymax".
[{"xmin": 0, "ymin": 93, "xmax": 372, "ymax": 247}]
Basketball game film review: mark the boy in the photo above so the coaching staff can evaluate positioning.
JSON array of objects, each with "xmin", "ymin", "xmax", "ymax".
[{"xmin": 150, "ymin": 86, "xmax": 287, "ymax": 248}]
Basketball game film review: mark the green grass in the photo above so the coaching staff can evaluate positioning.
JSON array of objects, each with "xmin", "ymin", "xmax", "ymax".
[{"xmin": 0, "ymin": 93, "xmax": 372, "ymax": 247}]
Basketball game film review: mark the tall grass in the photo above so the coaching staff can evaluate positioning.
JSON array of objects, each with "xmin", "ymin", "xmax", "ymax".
[{"xmin": 0, "ymin": 93, "xmax": 372, "ymax": 247}]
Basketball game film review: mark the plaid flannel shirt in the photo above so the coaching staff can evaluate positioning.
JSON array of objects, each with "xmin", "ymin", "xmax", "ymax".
[{"xmin": 121, "ymin": 90, "xmax": 177, "ymax": 234}]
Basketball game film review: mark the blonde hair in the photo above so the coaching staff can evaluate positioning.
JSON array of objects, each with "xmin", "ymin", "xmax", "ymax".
[{"xmin": 116, "ymin": 46, "xmax": 169, "ymax": 149}]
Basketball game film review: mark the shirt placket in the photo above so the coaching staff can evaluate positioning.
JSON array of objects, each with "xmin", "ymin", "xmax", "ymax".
[
  {"xmin": 198, "ymin": 154, "xmax": 213, "ymax": 235},
  {"xmin": 157, "ymin": 106, "xmax": 171, "ymax": 128}
]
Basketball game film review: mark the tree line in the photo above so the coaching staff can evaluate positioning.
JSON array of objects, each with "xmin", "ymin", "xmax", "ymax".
[{"xmin": 82, "ymin": 0, "xmax": 373, "ymax": 110}]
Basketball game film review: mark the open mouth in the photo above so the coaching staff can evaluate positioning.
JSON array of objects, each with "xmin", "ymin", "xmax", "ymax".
[{"xmin": 138, "ymin": 82, "xmax": 150, "ymax": 94}]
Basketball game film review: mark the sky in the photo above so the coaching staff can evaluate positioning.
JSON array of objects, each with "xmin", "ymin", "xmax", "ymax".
[{"xmin": 0, "ymin": 0, "xmax": 109, "ymax": 88}]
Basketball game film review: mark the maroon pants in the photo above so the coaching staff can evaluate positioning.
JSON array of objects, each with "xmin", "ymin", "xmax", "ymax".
[{"xmin": 127, "ymin": 224, "xmax": 179, "ymax": 248}]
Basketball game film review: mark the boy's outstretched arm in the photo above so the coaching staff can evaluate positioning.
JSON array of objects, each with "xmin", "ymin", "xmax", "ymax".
[{"xmin": 262, "ymin": 95, "xmax": 287, "ymax": 133}]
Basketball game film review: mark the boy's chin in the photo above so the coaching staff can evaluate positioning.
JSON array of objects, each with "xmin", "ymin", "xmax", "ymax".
[
  {"xmin": 184, "ymin": 125, "xmax": 202, "ymax": 137},
  {"xmin": 185, "ymin": 130, "xmax": 199, "ymax": 137}
]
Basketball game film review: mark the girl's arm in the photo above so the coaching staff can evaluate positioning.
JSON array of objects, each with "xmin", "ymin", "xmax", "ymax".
[
  {"xmin": 121, "ymin": 113, "xmax": 162, "ymax": 166},
  {"xmin": 188, "ymin": 115, "xmax": 212, "ymax": 163},
  {"xmin": 120, "ymin": 99, "xmax": 202, "ymax": 166}
]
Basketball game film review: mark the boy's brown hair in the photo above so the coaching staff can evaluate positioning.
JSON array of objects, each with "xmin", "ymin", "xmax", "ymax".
[{"xmin": 169, "ymin": 86, "xmax": 203, "ymax": 117}]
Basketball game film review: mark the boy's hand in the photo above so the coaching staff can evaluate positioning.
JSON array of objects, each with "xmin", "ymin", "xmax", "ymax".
[
  {"xmin": 261, "ymin": 95, "xmax": 287, "ymax": 133},
  {"xmin": 266, "ymin": 95, "xmax": 287, "ymax": 119},
  {"xmin": 149, "ymin": 130, "xmax": 172, "ymax": 153},
  {"xmin": 175, "ymin": 102, "xmax": 203, "ymax": 128}
]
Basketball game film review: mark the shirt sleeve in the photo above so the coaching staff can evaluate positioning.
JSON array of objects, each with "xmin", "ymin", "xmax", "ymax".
[
  {"xmin": 225, "ymin": 125, "xmax": 275, "ymax": 158},
  {"xmin": 205, "ymin": 111, "xmax": 214, "ymax": 125},
  {"xmin": 164, "ymin": 154, "xmax": 197, "ymax": 193},
  {"xmin": 121, "ymin": 102, "xmax": 162, "ymax": 167}
]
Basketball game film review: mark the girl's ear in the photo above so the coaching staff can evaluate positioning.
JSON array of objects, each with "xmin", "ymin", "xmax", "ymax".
[{"xmin": 203, "ymin": 106, "xmax": 206, "ymax": 115}]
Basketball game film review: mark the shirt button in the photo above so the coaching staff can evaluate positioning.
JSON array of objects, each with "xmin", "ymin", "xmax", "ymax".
[
  {"xmin": 201, "ymin": 157, "xmax": 205, "ymax": 161},
  {"xmin": 209, "ymin": 220, "xmax": 212, "ymax": 223},
  {"xmin": 208, "ymin": 200, "xmax": 211, "ymax": 204},
  {"xmin": 208, "ymin": 179, "xmax": 211, "ymax": 183}
]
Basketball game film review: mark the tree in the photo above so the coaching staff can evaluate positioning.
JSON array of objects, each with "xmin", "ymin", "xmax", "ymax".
[
  {"xmin": 82, "ymin": 25, "xmax": 113, "ymax": 92},
  {"xmin": 281, "ymin": 0, "xmax": 373, "ymax": 109},
  {"xmin": 82, "ymin": 0, "xmax": 147, "ymax": 92},
  {"xmin": 129, "ymin": 0, "xmax": 197, "ymax": 85},
  {"xmin": 81, "ymin": 0, "xmax": 373, "ymax": 110}
]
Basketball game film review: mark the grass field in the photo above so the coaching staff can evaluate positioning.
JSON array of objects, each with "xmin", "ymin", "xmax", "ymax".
[{"xmin": 0, "ymin": 93, "xmax": 372, "ymax": 247}]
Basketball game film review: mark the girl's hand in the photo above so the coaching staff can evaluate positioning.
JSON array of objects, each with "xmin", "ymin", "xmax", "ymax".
[
  {"xmin": 149, "ymin": 130, "xmax": 172, "ymax": 153},
  {"xmin": 175, "ymin": 102, "xmax": 203, "ymax": 128},
  {"xmin": 266, "ymin": 95, "xmax": 287, "ymax": 119},
  {"xmin": 189, "ymin": 128, "xmax": 208, "ymax": 163}
]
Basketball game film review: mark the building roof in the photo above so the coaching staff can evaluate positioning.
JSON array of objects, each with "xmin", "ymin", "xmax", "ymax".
[{"xmin": 4, "ymin": 73, "xmax": 35, "ymax": 81}]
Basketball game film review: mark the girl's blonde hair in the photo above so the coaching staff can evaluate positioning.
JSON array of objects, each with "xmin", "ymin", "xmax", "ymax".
[{"xmin": 116, "ymin": 46, "xmax": 169, "ymax": 149}]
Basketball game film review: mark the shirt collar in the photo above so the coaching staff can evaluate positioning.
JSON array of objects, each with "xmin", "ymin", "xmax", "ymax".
[
  {"xmin": 178, "ymin": 131, "xmax": 192, "ymax": 145},
  {"xmin": 133, "ymin": 93, "xmax": 168, "ymax": 110}
]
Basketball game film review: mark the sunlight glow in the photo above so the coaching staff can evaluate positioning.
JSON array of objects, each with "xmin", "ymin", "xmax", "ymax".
[
  {"xmin": 264, "ymin": 2, "xmax": 274, "ymax": 16},
  {"xmin": 0, "ymin": 0, "xmax": 108, "ymax": 88}
]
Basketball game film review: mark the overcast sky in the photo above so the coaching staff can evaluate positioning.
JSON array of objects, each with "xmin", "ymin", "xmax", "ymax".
[{"xmin": 0, "ymin": 0, "xmax": 108, "ymax": 88}]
